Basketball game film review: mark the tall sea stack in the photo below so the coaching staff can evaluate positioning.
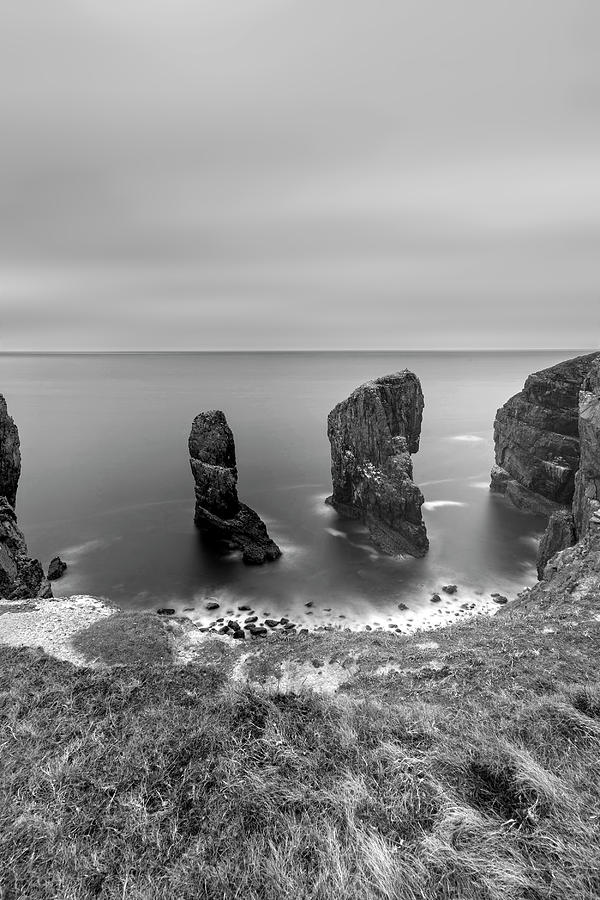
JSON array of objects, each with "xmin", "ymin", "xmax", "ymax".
[
  {"xmin": 489, "ymin": 351, "xmax": 600, "ymax": 576},
  {"xmin": 0, "ymin": 394, "xmax": 52, "ymax": 601},
  {"xmin": 327, "ymin": 371, "xmax": 428, "ymax": 557},
  {"xmin": 189, "ymin": 410, "xmax": 281, "ymax": 565}
]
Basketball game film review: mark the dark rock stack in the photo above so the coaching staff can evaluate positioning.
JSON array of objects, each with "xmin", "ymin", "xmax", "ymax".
[
  {"xmin": 489, "ymin": 352, "xmax": 600, "ymax": 578},
  {"xmin": 189, "ymin": 410, "xmax": 281, "ymax": 565},
  {"xmin": 326, "ymin": 371, "xmax": 428, "ymax": 557},
  {"xmin": 0, "ymin": 395, "xmax": 52, "ymax": 601}
]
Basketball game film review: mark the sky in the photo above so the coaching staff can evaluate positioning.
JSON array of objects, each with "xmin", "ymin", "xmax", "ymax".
[{"xmin": 1, "ymin": 0, "xmax": 599, "ymax": 351}]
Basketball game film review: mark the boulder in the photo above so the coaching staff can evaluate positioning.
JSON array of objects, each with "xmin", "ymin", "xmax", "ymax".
[
  {"xmin": 47, "ymin": 556, "xmax": 67, "ymax": 581},
  {"xmin": 326, "ymin": 371, "xmax": 428, "ymax": 557},
  {"xmin": 189, "ymin": 410, "xmax": 281, "ymax": 565},
  {"xmin": 491, "ymin": 352, "xmax": 600, "ymax": 513}
]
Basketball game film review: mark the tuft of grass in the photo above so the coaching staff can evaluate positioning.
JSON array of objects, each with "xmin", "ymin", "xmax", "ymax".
[{"xmin": 1, "ymin": 639, "xmax": 600, "ymax": 899}]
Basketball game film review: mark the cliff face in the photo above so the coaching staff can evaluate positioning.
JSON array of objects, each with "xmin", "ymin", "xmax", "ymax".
[
  {"xmin": 0, "ymin": 395, "xmax": 51, "ymax": 601},
  {"xmin": 572, "ymin": 358, "xmax": 600, "ymax": 542},
  {"xmin": 491, "ymin": 352, "xmax": 600, "ymax": 516},
  {"xmin": 189, "ymin": 410, "xmax": 281, "ymax": 565},
  {"xmin": 490, "ymin": 353, "xmax": 600, "ymax": 579},
  {"xmin": 327, "ymin": 371, "xmax": 428, "ymax": 557},
  {"xmin": 0, "ymin": 395, "xmax": 21, "ymax": 509}
]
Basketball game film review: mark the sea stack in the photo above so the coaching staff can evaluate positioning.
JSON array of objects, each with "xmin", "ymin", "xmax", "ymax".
[
  {"xmin": 0, "ymin": 394, "xmax": 52, "ymax": 601},
  {"xmin": 326, "ymin": 371, "xmax": 429, "ymax": 557},
  {"xmin": 189, "ymin": 410, "xmax": 281, "ymax": 564},
  {"xmin": 489, "ymin": 352, "xmax": 600, "ymax": 577}
]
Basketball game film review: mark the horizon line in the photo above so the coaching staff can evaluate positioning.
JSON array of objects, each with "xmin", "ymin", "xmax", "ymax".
[{"xmin": 0, "ymin": 347, "xmax": 595, "ymax": 355}]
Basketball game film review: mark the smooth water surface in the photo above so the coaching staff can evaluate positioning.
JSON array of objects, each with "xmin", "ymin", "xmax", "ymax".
[{"xmin": 0, "ymin": 351, "xmax": 579, "ymax": 629}]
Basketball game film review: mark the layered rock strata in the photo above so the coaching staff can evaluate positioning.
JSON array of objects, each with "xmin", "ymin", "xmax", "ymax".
[
  {"xmin": 326, "ymin": 371, "xmax": 428, "ymax": 557},
  {"xmin": 0, "ymin": 395, "xmax": 20, "ymax": 509},
  {"xmin": 490, "ymin": 353, "xmax": 600, "ymax": 578},
  {"xmin": 491, "ymin": 352, "xmax": 599, "ymax": 516},
  {"xmin": 189, "ymin": 410, "xmax": 281, "ymax": 564},
  {"xmin": 0, "ymin": 394, "xmax": 51, "ymax": 601}
]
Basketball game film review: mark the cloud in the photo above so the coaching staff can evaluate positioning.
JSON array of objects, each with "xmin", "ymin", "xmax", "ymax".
[{"xmin": 1, "ymin": 1, "xmax": 599, "ymax": 349}]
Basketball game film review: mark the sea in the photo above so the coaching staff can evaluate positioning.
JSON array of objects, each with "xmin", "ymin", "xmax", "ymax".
[{"xmin": 0, "ymin": 350, "xmax": 583, "ymax": 632}]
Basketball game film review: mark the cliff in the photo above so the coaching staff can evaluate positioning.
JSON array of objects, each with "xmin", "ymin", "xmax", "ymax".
[
  {"xmin": 490, "ymin": 352, "xmax": 599, "ymax": 516},
  {"xmin": 0, "ymin": 394, "xmax": 21, "ymax": 509},
  {"xmin": 0, "ymin": 394, "xmax": 51, "ymax": 601},
  {"xmin": 327, "ymin": 371, "xmax": 428, "ymax": 557},
  {"xmin": 189, "ymin": 410, "xmax": 281, "ymax": 565},
  {"xmin": 490, "ymin": 352, "xmax": 600, "ymax": 579}
]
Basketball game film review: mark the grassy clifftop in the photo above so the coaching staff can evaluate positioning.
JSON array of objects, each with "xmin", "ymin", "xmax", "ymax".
[{"xmin": 1, "ymin": 566, "xmax": 600, "ymax": 899}]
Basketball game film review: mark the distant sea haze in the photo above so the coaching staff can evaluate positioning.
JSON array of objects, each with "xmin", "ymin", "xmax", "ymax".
[{"xmin": 0, "ymin": 350, "xmax": 584, "ymax": 631}]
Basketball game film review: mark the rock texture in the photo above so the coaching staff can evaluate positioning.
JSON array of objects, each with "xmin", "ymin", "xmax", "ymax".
[
  {"xmin": 48, "ymin": 556, "xmax": 68, "ymax": 581},
  {"xmin": 0, "ymin": 395, "xmax": 20, "ymax": 509},
  {"xmin": 491, "ymin": 352, "xmax": 600, "ymax": 516},
  {"xmin": 189, "ymin": 410, "xmax": 281, "ymax": 565},
  {"xmin": 326, "ymin": 371, "xmax": 428, "ymax": 557},
  {"xmin": 0, "ymin": 394, "xmax": 52, "ymax": 601},
  {"xmin": 490, "ymin": 353, "xmax": 600, "ymax": 580},
  {"xmin": 536, "ymin": 509, "xmax": 576, "ymax": 579},
  {"xmin": 573, "ymin": 357, "xmax": 600, "ymax": 540}
]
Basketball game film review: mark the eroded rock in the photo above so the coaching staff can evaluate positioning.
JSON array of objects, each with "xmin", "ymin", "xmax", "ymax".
[
  {"xmin": 0, "ymin": 395, "xmax": 51, "ymax": 601},
  {"xmin": 326, "ymin": 371, "xmax": 428, "ymax": 557},
  {"xmin": 0, "ymin": 395, "xmax": 20, "ymax": 510},
  {"xmin": 491, "ymin": 352, "xmax": 600, "ymax": 514},
  {"xmin": 189, "ymin": 410, "xmax": 281, "ymax": 565}
]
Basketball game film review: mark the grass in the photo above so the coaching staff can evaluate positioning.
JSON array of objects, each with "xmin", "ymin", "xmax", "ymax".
[
  {"xmin": 2, "ymin": 594, "xmax": 600, "ymax": 900},
  {"xmin": 71, "ymin": 611, "xmax": 174, "ymax": 667}
]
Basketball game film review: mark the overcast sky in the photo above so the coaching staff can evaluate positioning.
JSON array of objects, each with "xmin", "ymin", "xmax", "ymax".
[{"xmin": 1, "ymin": 1, "xmax": 599, "ymax": 350}]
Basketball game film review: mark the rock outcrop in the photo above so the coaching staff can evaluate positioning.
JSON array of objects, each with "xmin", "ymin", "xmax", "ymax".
[
  {"xmin": 0, "ymin": 395, "xmax": 21, "ymax": 509},
  {"xmin": 326, "ymin": 371, "xmax": 428, "ymax": 557},
  {"xmin": 491, "ymin": 352, "xmax": 600, "ymax": 517},
  {"xmin": 490, "ymin": 353, "xmax": 600, "ymax": 579},
  {"xmin": 573, "ymin": 358, "xmax": 600, "ymax": 540},
  {"xmin": 536, "ymin": 508, "xmax": 576, "ymax": 579},
  {"xmin": 189, "ymin": 410, "xmax": 281, "ymax": 565},
  {"xmin": 0, "ymin": 394, "xmax": 51, "ymax": 601}
]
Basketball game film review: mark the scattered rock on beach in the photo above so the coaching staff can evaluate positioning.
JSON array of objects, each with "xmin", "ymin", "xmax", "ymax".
[{"xmin": 442, "ymin": 584, "xmax": 457, "ymax": 594}]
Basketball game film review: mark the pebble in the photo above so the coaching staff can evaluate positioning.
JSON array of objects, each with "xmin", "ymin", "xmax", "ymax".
[
  {"xmin": 206, "ymin": 601, "xmax": 220, "ymax": 611},
  {"xmin": 442, "ymin": 585, "xmax": 458, "ymax": 594},
  {"xmin": 157, "ymin": 608, "xmax": 175, "ymax": 616},
  {"xmin": 430, "ymin": 594, "xmax": 442, "ymax": 603}
]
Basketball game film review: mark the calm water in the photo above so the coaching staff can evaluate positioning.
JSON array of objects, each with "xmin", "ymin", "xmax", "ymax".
[{"xmin": 0, "ymin": 351, "xmax": 580, "ymax": 630}]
